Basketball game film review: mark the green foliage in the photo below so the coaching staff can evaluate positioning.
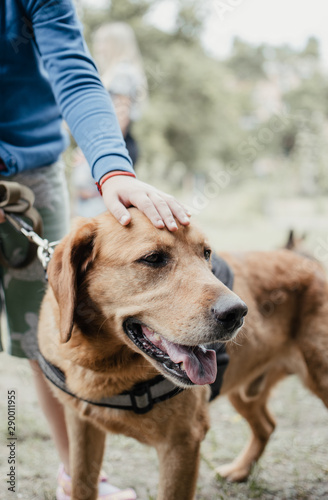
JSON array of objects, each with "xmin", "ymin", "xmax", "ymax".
[
  {"xmin": 227, "ymin": 37, "xmax": 266, "ymax": 81},
  {"xmin": 135, "ymin": 41, "xmax": 249, "ymax": 172},
  {"xmin": 301, "ymin": 36, "xmax": 320, "ymax": 58},
  {"xmin": 284, "ymin": 72, "xmax": 328, "ymax": 117},
  {"xmin": 173, "ymin": 0, "xmax": 206, "ymax": 42}
]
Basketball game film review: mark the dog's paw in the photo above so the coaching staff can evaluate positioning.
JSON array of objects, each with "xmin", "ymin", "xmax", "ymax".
[{"xmin": 215, "ymin": 463, "xmax": 250, "ymax": 483}]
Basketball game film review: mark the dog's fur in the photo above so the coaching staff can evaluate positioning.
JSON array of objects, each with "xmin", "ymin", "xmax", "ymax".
[{"xmin": 38, "ymin": 210, "xmax": 328, "ymax": 499}]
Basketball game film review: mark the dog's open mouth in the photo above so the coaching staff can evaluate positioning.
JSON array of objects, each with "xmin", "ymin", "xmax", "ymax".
[{"xmin": 123, "ymin": 319, "xmax": 217, "ymax": 386}]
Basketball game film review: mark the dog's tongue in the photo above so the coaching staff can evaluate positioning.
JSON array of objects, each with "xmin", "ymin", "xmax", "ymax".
[
  {"xmin": 142, "ymin": 326, "xmax": 217, "ymax": 385},
  {"xmin": 164, "ymin": 341, "xmax": 217, "ymax": 385}
]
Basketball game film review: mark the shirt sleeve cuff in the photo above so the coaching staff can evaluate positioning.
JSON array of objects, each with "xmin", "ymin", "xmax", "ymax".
[{"xmin": 92, "ymin": 154, "xmax": 135, "ymax": 183}]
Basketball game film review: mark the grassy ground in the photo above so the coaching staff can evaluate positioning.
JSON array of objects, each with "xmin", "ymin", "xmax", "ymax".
[
  {"xmin": 0, "ymin": 176, "xmax": 328, "ymax": 499},
  {"xmin": 0, "ymin": 354, "xmax": 327, "ymax": 500}
]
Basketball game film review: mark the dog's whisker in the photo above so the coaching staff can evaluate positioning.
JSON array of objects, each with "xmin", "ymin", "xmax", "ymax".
[{"xmin": 97, "ymin": 316, "xmax": 111, "ymax": 334}]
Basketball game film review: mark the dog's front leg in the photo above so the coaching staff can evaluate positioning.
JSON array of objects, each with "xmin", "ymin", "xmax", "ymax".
[
  {"xmin": 65, "ymin": 406, "xmax": 106, "ymax": 500},
  {"xmin": 156, "ymin": 438, "xmax": 201, "ymax": 500}
]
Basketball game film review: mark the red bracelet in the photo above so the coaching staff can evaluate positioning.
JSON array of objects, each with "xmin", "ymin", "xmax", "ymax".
[{"xmin": 95, "ymin": 171, "xmax": 136, "ymax": 196}]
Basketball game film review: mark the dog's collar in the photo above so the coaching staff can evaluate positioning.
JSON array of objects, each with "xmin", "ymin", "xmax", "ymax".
[{"xmin": 37, "ymin": 351, "xmax": 184, "ymax": 415}]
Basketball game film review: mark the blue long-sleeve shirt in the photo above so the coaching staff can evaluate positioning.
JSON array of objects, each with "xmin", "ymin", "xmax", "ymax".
[{"xmin": 0, "ymin": 0, "xmax": 134, "ymax": 181}]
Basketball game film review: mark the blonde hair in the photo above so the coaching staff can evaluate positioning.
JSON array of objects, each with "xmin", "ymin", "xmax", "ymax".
[{"xmin": 92, "ymin": 22, "xmax": 148, "ymax": 101}]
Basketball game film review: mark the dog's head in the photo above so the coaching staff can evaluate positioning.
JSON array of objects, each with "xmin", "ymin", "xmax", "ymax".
[{"xmin": 47, "ymin": 209, "xmax": 247, "ymax": 388}]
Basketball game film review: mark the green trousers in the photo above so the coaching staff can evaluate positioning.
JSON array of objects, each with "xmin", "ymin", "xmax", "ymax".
[{"xmin": 0, "ymin": 161, "xmax": 70, "ymax": 359}]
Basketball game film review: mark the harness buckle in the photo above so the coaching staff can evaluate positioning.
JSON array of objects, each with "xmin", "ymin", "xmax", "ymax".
[{"xmin": 129, "ymin": 383, "xmax": 153, "ymax": 414}]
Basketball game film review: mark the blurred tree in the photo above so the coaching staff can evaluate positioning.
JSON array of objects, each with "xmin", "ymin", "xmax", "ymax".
[
  {"xmin": 301, "ymin": 37, "xmax": 320, "ymax": 59},
  {"xmin": 173, "ymin": 0, "xmax": 206, "ymax": 42},
  {"xmin": 227, "ymin": 37, "xmax": 266, "ymax": 81}
]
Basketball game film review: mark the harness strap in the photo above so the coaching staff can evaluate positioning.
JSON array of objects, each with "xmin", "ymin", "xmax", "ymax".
[
  {"xmin": 38, "ymin": 352, "xmax": 184, "ymax": 415},
  {"xmin": 0, "ymin": 181, "xmax": 43, "ymax": 269},
  {"xmin": 208, "ymin": 252, "xmax": 234, "ymax": 401},
  {"xmin": 208, "ymin": 342, "xmax": 230, "ymax": 401}
]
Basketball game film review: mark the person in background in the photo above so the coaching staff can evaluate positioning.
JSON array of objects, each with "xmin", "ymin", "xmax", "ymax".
[
  {"xmin": 0, "ymin": 1, "xmax": 190, "ymax": 499},
  {"xmin": 73, "ymin": 22, "xmax": 146, "ymax": 217},
  {"xmin": 94, "ymin": 22, "xmax": 148, "ymax": 165}
]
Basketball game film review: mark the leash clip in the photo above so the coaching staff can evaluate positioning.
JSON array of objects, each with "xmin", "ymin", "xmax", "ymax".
[
  {"xmin": 37, "ymin": 243, "xmax": 53, "ymax": 270},
  {"xmin": 5, "ymin": 213, "xmax": 59, "ymax": 271},
  {"xmin": 37, "ymin": 240, "xmax": 59, "ymax": 271}
]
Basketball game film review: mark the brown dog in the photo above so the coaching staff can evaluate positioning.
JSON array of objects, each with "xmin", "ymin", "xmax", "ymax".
[{"xmin": 38, "ymin": 209, "xmax": 328, "ymax": 499}]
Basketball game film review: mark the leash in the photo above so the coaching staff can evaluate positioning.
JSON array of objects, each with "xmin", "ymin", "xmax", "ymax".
[{"xmin": 0, "ymin": 180, "xmax": 59, "ymax": 273}]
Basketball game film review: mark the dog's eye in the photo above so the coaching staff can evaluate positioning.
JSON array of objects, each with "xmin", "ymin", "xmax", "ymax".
[
  {"xmin": 138, "ymin": 252, "xmax": 168, "ymax": 267},
  {"xmin": 204, "ymin": 248, "xmax": 212, "ymax": 261}
]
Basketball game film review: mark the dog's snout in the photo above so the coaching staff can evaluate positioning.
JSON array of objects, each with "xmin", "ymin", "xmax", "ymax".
[{"xmin": 212, "ymin": 297, "xmax": 248, "ymax": 332}]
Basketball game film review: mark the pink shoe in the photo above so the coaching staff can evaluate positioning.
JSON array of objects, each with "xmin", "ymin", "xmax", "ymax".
[{"xmin": 56, "ymin": 464, "xmax": 137, "ymax": 500}]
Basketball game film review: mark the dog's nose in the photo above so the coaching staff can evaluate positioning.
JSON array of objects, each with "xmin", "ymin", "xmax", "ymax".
[{"xmin": 211, "ymin": 297, "xmax": 248, "ymax": 333}]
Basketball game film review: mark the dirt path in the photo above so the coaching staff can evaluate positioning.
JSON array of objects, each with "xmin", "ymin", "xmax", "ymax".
[{"xmin": 0, "ymin": 353, "xmax": 327, "ymax": 500}]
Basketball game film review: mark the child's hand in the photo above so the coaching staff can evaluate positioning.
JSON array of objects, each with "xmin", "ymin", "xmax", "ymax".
[{"xmin": 101, "ymin": 175, "xmax": 191, "ymax": 231}]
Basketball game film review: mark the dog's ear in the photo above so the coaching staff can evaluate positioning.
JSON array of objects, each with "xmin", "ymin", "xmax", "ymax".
[{"xmin": 47, "ymin": 218, "xmax": 97, "ymax": 343}]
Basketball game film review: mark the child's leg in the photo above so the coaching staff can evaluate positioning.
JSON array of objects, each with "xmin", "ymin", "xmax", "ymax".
[{"xmin": 29, "ymin": 359, "xmax": 70, "ymax": 472}]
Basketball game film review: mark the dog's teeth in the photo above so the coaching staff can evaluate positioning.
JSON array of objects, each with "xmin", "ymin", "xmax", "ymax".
[
  {"xmin": 153, "ymin": 333, "xmax": 160, "ymax": 341},
  {"xmin": 180, "ymin": 362, "xmax": 185, "ymax": 371}
]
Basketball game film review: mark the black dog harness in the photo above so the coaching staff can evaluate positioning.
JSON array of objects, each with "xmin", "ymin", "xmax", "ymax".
[
  {"xmin": 38, "ymin": 252, "xmax": 232, "ymax": 414},
  {"xmin": 38, "ymin": 352, "xmax": 183, "ymax": 415},
  {"xmin": 208, "ymin": 253, "xmax": 232, "ymax": 401}
]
